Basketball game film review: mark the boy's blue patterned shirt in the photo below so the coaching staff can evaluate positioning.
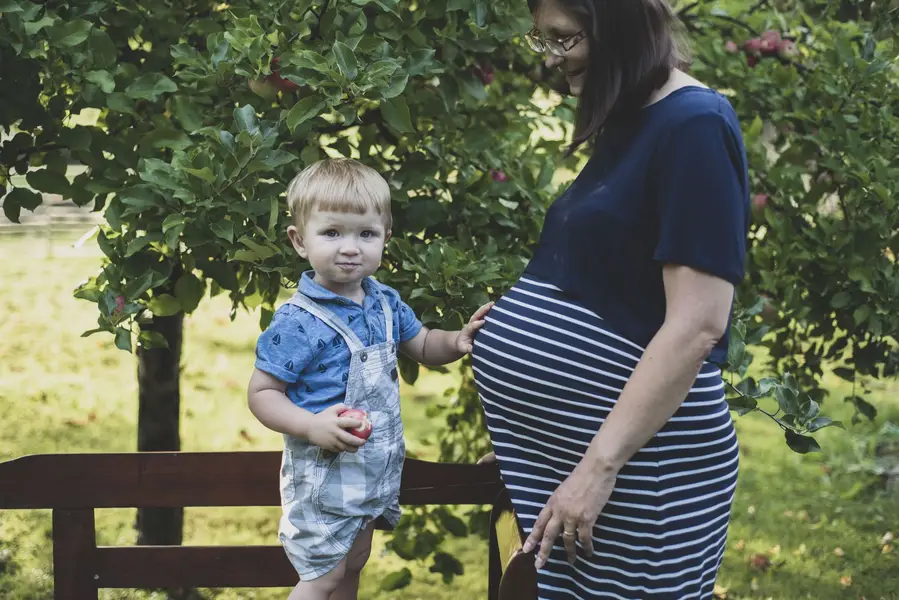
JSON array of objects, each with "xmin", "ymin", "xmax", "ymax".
[{"xmin": 254, "ymin": 271, "xmax": 423, "ymax": 413}]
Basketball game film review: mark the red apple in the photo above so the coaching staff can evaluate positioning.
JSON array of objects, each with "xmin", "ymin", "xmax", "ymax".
[
  {"xmin": 724, "ymin": 40, "xmax": 739, "ymax": 54},
  {"xmin": 759, "ymin": 38, "xmax": 778, "ymax": 55},
  {"xmin": 743, "ymin": 38, "xmax": 763, "ymax": 53},
  {"xmin": 266, "ymin": 57, "xmax": 299, "ymax": 92},
  {"xmin": 751, "ymin": 193, "xmax": 768, "ymax": 214},
  {"xmin": 473, "ymin": 59, "xmax": 495, "ymax": 85},
  {"xmin": 761, "ymin": 30, "xmax": 782, "ymax": 44},
  {"xmin": 339, "ymin": 408, "xmax": 372, "ymax": 440},
  {"xmin": 777, "ymin": 40, "xmax": 799, "ymax": 59}
]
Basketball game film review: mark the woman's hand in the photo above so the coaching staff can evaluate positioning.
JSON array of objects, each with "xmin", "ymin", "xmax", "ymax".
[
  {"xmin": 455, "ymin": 301, "xmax": 495, "ymax": 354},
  {"xmin": 523, "ymin": 459, "xmax": 618, "ymax": 568}
]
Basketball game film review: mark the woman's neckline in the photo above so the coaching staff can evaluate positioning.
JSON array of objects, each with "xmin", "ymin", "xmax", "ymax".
[{"xmin": 642, "ymin": 85, "xmax": 716, "ymax": 112}]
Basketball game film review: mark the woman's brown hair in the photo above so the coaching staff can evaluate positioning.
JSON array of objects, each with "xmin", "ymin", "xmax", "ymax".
[{"xmin": 529, "ymin": 0, "xmax": 691, "ymax": 153}]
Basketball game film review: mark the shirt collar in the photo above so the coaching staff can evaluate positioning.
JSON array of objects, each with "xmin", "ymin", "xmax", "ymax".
[{"xmin": 299, "ymin": 270, "xmax": 380, "ymax": 304}]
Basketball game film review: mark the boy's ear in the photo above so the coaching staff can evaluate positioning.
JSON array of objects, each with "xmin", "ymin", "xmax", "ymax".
[
  {"xmin": 287, "ymin": 225, "xmax": 308, "ymax": 259},
  {"xmin": 385, "ymin": 229, "xmax": 392, "ymax": 243}
]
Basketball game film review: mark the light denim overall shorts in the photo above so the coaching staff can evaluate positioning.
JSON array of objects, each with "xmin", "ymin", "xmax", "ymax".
[{"xmin": 278, "ymin": 291, "xmax": 405, "ymax": 581}]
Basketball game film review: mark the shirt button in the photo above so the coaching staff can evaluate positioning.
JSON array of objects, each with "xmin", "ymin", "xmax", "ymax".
[{"xmin": 360, "ymin": 352, "xmax": 368, "ymax": 362}]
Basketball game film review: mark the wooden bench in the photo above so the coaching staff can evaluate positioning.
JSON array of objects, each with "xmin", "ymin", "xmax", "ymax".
[{"xmin": 0, "ymin": 452, "xmax": 536, "ymax": 599}]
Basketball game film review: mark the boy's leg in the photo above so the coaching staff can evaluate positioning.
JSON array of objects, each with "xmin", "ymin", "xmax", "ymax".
[
  {"xmin": 329, "ymin": 521, "xmax": 376, "ymax": 600},
  {"xmin": 287, "ymin": 558, "xmax": 347, "ymax": 600}
]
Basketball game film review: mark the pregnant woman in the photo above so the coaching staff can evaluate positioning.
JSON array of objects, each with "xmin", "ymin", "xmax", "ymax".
[{"xmin": 471, "ymin": 0, "xmax": 750, "ymax": 598}]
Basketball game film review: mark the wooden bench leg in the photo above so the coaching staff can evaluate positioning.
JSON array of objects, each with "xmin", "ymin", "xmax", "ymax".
[{"xmin": 53, "ymin": 509, "xmax": 98, "ymax": 600}]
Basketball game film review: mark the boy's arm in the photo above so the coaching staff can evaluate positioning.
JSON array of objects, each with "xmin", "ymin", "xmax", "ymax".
[
  {"xmin": 400, "ymin": 302, "xmax": 493, "ymax": 366},
  {"xmin": 247, "ymin": 369, "xmax": 365, "ymax": 453},
  {"xmin": 247, "ymin": 369, "xmax": 314, "ymax": 438}
]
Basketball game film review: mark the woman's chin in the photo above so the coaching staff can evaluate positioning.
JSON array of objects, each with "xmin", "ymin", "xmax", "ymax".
[{"xmin": 566, "ymin": 74, "xmax": 585, "ymax": 97}]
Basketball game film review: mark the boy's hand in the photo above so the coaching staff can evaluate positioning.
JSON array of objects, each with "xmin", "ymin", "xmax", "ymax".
[
  {"xmin": 455, "ymin": 302, "xmax": 495, "ymax": 354},
  {"xmin": 307, "ymin": 404, "xmax": 368, "ymax": 453}
]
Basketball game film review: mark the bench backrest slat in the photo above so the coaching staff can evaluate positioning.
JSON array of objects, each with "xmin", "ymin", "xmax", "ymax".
[{"xmin": 0, "ymin": 452, "xmax": 503, "ymax": 508}]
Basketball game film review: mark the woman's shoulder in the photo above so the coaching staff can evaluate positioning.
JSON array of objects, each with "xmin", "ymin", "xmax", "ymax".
[{"xmin": 647, "ymin": 84, "xmax": 740, "ymax": 134}]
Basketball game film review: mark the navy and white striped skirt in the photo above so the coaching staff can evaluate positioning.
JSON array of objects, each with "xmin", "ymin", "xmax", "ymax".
[{"xmin": 471, "ymin": 276, "xmax": 738, "ymax": 600}]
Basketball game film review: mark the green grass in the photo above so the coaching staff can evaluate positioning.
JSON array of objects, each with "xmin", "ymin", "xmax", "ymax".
[{"xmin": 1, "ymin": 232, "xmax": 897, "ymax": 599}]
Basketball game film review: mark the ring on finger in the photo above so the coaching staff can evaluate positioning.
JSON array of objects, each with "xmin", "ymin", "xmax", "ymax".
[{"xmin": 562, "ymin": 530, "xmax": 577, "ymax": 538}]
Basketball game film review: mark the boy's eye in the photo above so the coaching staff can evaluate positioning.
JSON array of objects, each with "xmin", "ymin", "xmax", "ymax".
[
  {"xmin": 361, "ymin": 230, "xmax": 377, "ymax": 239},
  {"xmin": 323, "ymin": 229, "xmax": 339, "ymax": 237}
]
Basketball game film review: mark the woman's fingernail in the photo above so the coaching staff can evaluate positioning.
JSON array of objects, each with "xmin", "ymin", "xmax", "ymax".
[{"xmin": 523, "ymin": 542, "xmax": 532, "ymax": 553}]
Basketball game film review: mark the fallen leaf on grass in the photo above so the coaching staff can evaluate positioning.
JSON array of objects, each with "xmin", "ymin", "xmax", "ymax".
[
  {"xmin": 734, "ymin": 539, "xmax": 745, "ymax": 551},
  {"xmin": 840, "ymin": 575, "xmax": 852, "ymax": 588},
  {"xmin": 747, "ymin": 505, "xmax": 756, "ymax": 516},
  {"xmin": 769, "ymin": 544, "xmax": 781, "ymax": 555},
  {"xmin": 713, "ymin": 583, "xmax": 728, "ymax": 598},
  {"xmin": 65, "ymin": 417, "xmax": 90, "ymax": 427},
  {"xmin": 749, "ymin": 553, "xmax": 771, "ymax": 571},
  {"xmin": 750, "ymin": 577, "xmax": 760, "ymax": 592},
  {"xmin": 783, "ymin": 510, "xmax": 795, "ymax": 518},
  {"xmin": 882, "ymin": 532, "xmax": 894, "ymax": 545},
  {"xmin": 882, "ymin": 544, "xmax": 892, "ymax": 554},
  {"xmin": 834, "ymin": 547, "xmax": 845, "ymax": 557}
]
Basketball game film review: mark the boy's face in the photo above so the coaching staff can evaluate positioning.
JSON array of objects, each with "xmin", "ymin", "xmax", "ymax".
[{"xmin": 287, "ymin": 208, "xmax": 390, "ymax": 295}]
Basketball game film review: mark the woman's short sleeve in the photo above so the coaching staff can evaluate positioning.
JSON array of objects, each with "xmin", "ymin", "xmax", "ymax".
[
  {"xmin": 651, "ymin": 112, "xmax": 750, "ymax": 285},
  {"xmin": 254, "ymin": 307, "xmax": 313, "ymax": 383}
]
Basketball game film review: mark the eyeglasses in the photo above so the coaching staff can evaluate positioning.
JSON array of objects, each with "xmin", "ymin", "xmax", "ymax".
[{"xmin": 525, "ymin": 27, "xmax": 586, "ymax": 56}]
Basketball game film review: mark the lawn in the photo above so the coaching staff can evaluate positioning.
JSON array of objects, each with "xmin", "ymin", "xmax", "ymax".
[{"xmin": 0, "ymin": 232, "xmax": 897, "ymax": 599}]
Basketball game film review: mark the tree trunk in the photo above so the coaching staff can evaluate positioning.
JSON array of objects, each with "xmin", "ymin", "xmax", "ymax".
[{"xmin": 135, "ymin": 313, "xmax": 184, "ymax": 546}]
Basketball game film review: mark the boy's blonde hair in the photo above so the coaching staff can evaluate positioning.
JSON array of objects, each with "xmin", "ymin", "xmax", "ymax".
[{"xmin": 286, "ymin": 158, "xmax": 392, "ymax": 231}]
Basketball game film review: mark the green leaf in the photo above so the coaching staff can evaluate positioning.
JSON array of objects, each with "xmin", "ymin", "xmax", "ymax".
[
  {"xmin": 846, "ymin": 395, "xmax": 877, "ymax": 421},
  {"xmin": 784, "ymin": 430, "xmax": 821, "ymax": 454},
  {"xmin": 114, "ymin": 327, "xmax": 133, "ymax": 352},
  {"xmin": 138, "ymin": 330, "xmax": 169, "ymax": 350},
  {"xmin": 332, "ymin": 41, "xmax": 358, "ymax": 80},
  {"xmin": 774, "ymin": 385, "xmax": 799, "ymax": 416},
  {"xmin": 407, "ymin": 50, "xmax": 436, "ymax": 77},
  {"xmin": 398, "ymin": 353, "xmax": 419, "ymax": 385},
  {"xmin": 174, "ymin": 273, "xmax": 205, "ymax": 313},
  {"xmin": 85, "ymin": 70, "xmax": 116, "ymax": 93},
  {"xmin": 183, "ymin": 167, "xmax": 216, "ymax": 183},
  {"xmin": 124, "ymin": 235, "xmax": 155, "ymax": 257},
  {"xmin": 286, "ymin": 95, "xmax": 327, "ymax": 132},
  {"xmin": 2, "ymin": 188, "xmax": 42, "ymax": 223},
  {"xmin": 126, "ymin": 74, "xmax": 178, "ymax": 102},
  {"xmin": 380, "ymin": 568, "xmax": 412, "ymax": 591},
  {"xmin": 147, "ymin": 294, "xmax": 182, "ymax": 317},
  {"xmin": 262, "ymin": 150, "xmax": 298, "ymax": 169},
  {"xmin": 88, "ymin": 29, "xmax": 117, "ymax": 68},
  {"xmin": 830, "ymin": 291, "xmax": 851, "ymax": 308},
  {"xmin": 0, "ymin": 1, "xmax": 24, "ymax": 13},
  {"xmin": 26, "ymin": 170, "xmax": 71, "ymax": 195},
  {"xmin": 430, "ymin": 552, "xmax": 464, "ymax": 584},
  {"xmin": 47, "ymin": 19, "xmax": 93, "ymax": 47},
  {"xmin": 381, "ymin": 96, "xmax": 414, "ymax": 133},
  {"xmin": 172, "ymin": 96, "xmax": 206, "ymax": 132},
  {"xmin": 234, "ymin": 104, "xmax": 259, "ymax": 135},
  {"xmin": 436, "ymin": 510, "xmax": 468, "ymax": 537},
  {"xmin": 806, "ymin": 417, "xmax": 844, "ymax": 433},
  {"xmin": 24, "ymin": 15, "xmax": 56, "ymax": 36},
  {"xmin": 210, "ymin": 220, "xmax": 235, "ymax": 243}
]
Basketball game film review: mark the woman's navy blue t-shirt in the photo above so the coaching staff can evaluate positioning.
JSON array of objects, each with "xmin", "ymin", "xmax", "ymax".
[{"xmin": 525, "ymin": 86, "xmax": 750, "ymax": 365}]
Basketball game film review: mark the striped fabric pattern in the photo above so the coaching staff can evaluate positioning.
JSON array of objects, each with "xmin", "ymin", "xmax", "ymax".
[{"xmin": 471, "ymin": 276, "xmax": 739, "ymax": 600}]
